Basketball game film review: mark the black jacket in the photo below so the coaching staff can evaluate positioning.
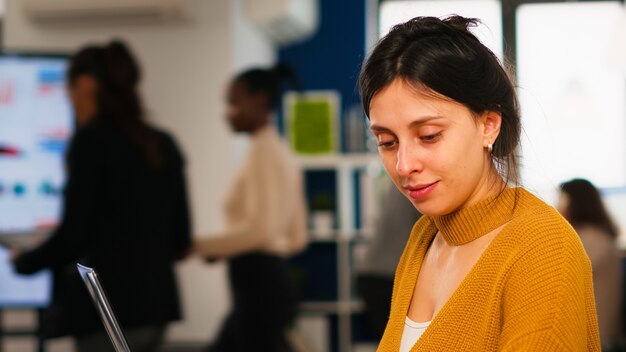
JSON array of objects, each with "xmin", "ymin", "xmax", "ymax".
[{"xmin": 14, "ymin": 119, "xmax": 191, "ymax": 337}]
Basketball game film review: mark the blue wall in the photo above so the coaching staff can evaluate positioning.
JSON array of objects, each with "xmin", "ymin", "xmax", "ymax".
[{"xmin": 278, "ymin": 0, "xmax": 366, "ymax": 152}]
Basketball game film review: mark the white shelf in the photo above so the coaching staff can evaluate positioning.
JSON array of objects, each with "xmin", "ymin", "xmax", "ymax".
[
  {"xmin": 300, "ymin": 299, "xmax": 365, "ymax": 314},
  {"xmin": 296, "ymin": 153, "xmax": 380, "ymax": 170},
  {"xmin": 308, "ymin": 231, "xmax": 372, "ymax": 243},
  {"xmin": 299, "ymin": 153, "xmax": 381, "ymax": 236},
  {"xmin": 297, "ymin": 152, "xmax": 382, "ymax": 352}
]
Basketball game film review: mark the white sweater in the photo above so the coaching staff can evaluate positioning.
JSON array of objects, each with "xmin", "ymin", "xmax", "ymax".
[{"xmin": 196, "ymin": 126, "xmax": 308, "ymax": 258}]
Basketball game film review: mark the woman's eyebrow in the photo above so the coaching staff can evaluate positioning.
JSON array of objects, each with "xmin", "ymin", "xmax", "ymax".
[
  {"xmin": 369, "ymin": 125, "xmax": 393, "ymax": 134},
  {"xmin": 407, "ymin": 115, "xmax": 445, "ymax": 128},
  {"xmin": 370, "ymin": 116, "xmax": 446, "ymax": 133}
]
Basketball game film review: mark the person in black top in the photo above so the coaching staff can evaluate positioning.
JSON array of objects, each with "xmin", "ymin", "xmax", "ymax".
[{"xmin": 11, "ymin": 40, "xmax": 191, "ymax": 352}]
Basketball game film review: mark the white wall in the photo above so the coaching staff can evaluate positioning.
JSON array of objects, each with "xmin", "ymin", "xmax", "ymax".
[
  {"xmin": 232, "ymin": 0, "xmax": 276, "ymax": 71},
  {"xmin": 3, "ymin": 0, "xmax": 275, "ymax": 344},
  {"xmin": 229, "ymin": 0, "xmax": 277, "ymax": 163}
]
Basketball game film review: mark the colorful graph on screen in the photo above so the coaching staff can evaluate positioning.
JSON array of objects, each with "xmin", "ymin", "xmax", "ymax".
[{"xmin": 0, "ymin": 55, "xmax": 73, "ymax": 234}]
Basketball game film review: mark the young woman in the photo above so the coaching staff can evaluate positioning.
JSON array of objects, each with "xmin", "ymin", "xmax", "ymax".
[
  {"xmin": 194, "ymin": 64, "xmax": 308, "ymax": 352},
  {"xmin": 12, "ymin": 40, "xmax": 191, "ymax": 352},
  {"xmin": 359, "ymin": 16, "xmax": 600, "ymax": 351},
  {"xmin": 558, "ymin": 178, "xmax": 623, "ymax": 351}
]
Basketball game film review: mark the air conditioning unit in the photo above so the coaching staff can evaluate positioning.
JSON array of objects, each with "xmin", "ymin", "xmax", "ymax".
[
  {"xmin": 21, "ymin": 0, "xmax": 187, "ymax": 25},
  {"xmin": 244, "ymin": 0, "xmax": 319, "ymax": 46}
]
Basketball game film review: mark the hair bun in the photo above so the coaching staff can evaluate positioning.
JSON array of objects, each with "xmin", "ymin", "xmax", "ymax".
[
  {"xmin": 443, "ymin": 15, "xmax": 480, "ymax": 33},
  {"xmin": 102, "ymin": 39, "xmax": 141, "ymax": 90},
  {"xmin": 391, "ymin": 15, "xmax": 481, "ymax": 45},
  {"xmin": 271, "ymin": 63, "xmax": 301, "ymax": 91}
]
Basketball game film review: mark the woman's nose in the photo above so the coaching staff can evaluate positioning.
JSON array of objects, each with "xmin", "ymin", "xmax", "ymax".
[{"xmin": 396, "ymin": 142, "xmax": 423, "ymax": 177}]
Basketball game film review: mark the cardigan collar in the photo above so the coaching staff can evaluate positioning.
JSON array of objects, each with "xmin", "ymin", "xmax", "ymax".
[{"xmin": 432, "ymin": 187, "xmax": 519, "ymax": 245}]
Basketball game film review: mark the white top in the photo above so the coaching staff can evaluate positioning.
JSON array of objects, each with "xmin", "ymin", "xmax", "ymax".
[{"xmin": 400, "ymin": 316, "xmax": 431, "ymax": 352}]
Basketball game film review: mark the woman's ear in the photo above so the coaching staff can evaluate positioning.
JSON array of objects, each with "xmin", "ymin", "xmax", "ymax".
[{"xmin": 480, "ymin": 110, "xmax": 502, "ymax": 147}]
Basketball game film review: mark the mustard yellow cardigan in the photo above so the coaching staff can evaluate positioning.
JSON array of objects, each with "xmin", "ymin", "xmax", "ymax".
[{"xmin": 378, "ymin": 188, "xmax": 600, "ymax": 351}]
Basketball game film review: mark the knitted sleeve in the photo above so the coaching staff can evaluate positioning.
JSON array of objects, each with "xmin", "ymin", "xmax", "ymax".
[{"xmin": 498, "ymin": 216, "xmax": 600, "ymax": 351}]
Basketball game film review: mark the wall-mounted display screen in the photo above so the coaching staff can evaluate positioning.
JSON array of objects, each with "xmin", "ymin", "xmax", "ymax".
[
  {"xmin": 0, "ymin": 54, "xmax": 72, "ymax": 236},
  {"xmin": 0, "ymin": 53, "xmax": 72, "ymax": 307}
]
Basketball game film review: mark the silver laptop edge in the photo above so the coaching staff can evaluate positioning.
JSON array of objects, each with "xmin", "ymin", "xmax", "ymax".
[{"xmin": 76, "ymin": 263, "xmax": 132, "ymax": 352}]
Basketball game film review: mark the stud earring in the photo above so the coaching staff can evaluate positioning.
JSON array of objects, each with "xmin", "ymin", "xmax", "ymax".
[{"xmin": 487, "ymin": 143, "xmax": 493, "ymax": 154}]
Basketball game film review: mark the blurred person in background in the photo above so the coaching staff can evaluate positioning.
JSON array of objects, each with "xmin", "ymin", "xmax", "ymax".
[
  {"xmin": 194, "ymin": 63, "xmax": 308, "ymax": 352},
  {"xmin": 355, "ymin": 181, "xmax": 422, "ymax": 340},
  {"xmin": 558, "ymin": 178, "xmax": 623, "ymax": 351},
  {"xmin": 11, "ymin": 39, "xmax": 191, "ymax": 352}
]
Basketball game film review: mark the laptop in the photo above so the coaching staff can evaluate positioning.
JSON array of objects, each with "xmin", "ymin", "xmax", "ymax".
[{"xmin": 76, "ymin": 263, "xmax": 132, "ymax": 352}]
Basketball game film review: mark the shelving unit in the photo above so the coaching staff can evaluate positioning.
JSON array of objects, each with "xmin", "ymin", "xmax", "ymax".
[
  {"xmin": 292, "ymin": 153, "xmax": 382, "ymax": 352},
  {"xmin": 0, "ymin": 309, "xmax": 45, "ymax": 352},
  {"xmin": 297, "ymin": 153, "xmax": 381, "ymax": 235}
]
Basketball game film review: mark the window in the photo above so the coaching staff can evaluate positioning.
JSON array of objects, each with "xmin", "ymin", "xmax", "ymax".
[{"xmin": 517, "ymin": 2, "xmax": 626, "ymax": 195}]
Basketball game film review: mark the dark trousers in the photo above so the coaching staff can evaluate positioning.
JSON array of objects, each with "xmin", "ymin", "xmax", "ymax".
[
  {"xmin": 356, "ymin": 274, "xmax": 394, "ymax": 340},
  {"xmin": 209, "ymin": 253, "xmax": 298, "ymax": 352}
]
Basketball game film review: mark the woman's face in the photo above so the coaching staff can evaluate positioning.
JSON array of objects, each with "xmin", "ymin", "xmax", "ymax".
[
  {"xmin": 68, "ymin": 75, "xmax": 98, "ymax": 128},
  {"xmin": 226, "ymin": 80, "xmax": 267, "ymax": 133},
  {"xmin": 369, "ymin": 78, "xmax": 502, "ymax": 216}
]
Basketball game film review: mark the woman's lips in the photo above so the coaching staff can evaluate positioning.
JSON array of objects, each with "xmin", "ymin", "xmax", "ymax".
[{"xmin": 405, "ymin": 181, "xmax": 438, "ymax": 200}]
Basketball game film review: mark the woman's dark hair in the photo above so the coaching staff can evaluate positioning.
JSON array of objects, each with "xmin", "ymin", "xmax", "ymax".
[
  {"xmin": 359, "ymin": 15, "xmax": 521, "ymax": 184},
  {"xmin": 560, "ymin": 178, "xmax": 618, "ymax": 238},
  {"xmin": 234, "ymin": 63, "xmax": 301, "ymax": 111},
  {"xmin": 67, "ymin": 39, "xmax": 161, "ymax": 168}
]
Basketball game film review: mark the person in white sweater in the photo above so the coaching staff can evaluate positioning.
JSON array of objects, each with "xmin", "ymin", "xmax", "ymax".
[{"xmin": 194, "ymin": 64, "xmax": 308, "ymax": 352}]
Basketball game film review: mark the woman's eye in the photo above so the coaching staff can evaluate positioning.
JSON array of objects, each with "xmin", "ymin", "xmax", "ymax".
[
  {"xmin": 420, "ymin": 132, "xmax": 442, "ymax": 143},
  {"xmin": 376, "ymin": 133, "xmax": 397, "ymax": 149},
  {"xmin": 377, "ymin": 140, "xmax": 397, "ymax": 149}
]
